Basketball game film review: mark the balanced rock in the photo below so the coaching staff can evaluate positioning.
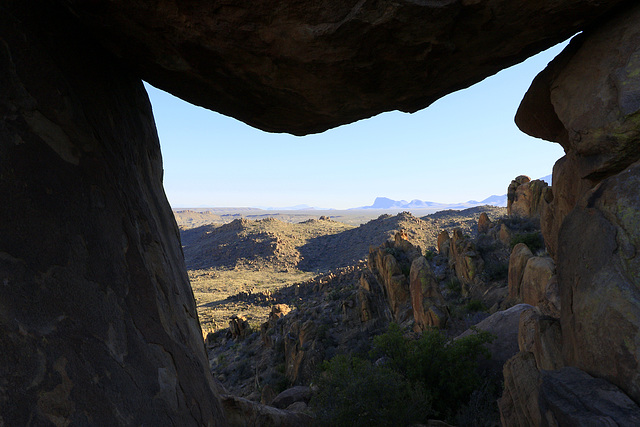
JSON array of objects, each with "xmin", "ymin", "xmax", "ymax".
[{"xmin": 3, "ymin": 0, "xmax": 637, "ymax": 425}]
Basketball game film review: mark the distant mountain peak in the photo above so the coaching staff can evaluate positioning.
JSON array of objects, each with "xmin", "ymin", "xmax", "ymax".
[{"xmin": 360, "ymin": 194, "xmax": 507, "ymax": 210}]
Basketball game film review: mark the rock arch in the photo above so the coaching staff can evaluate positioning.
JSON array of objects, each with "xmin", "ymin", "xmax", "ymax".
[{"xmin": 1, "ymin": 0, "xmax": 636, "ymax": 425}]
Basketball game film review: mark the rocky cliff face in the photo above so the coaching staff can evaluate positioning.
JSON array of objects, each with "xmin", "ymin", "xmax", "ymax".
[
  {"xmin": 500, "ymin": 3, "xmax": 640, "ymax": 424},
  {"xmin": 0, "ymin": 2, "xmax": 226, "ymax": 425}
]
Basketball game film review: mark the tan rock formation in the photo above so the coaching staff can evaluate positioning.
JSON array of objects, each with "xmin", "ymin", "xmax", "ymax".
[
  {"xmin": 478, "ymin": 212, "xmax": 492, "ymax": 234},
  {"xmin": 409, "ymin": 256, "xmax": 447, "ymax": 330},
  {"xmin": 507, "ymin": 176, "xmax": 549, "ymax": 218},
  {"xmin": 367, "ymin": 235, "xmax": 419, "ymax": 323},
  {"xmin": 229, "ymin": 315, "xmax": 250, "ymax": 339},
  {"xmin": 437, "ymin": 230, "xmax": 451, "ymax": 258},
  {"xmin": 507, "ymin": 175, "xmax": 531, "ymax": 213},
  {"xmin": 498, "ymin": 223, "xmax": 513, "ymax": 246},
  {"xmin": 518, "ymin": 307, "xmax": 563, "ymax": 371},
  {"xmin": 520, "ymin": 256, "xmax": 555, "ymax": 309},
  {"xmin": 508, "ymin": 243, "xmax": 534, "ymax": 300},
  {"xmin": 282, "ymin": 319, "xmax": 323, "ymax": 385},
  {"xmin": 449, "ymin": 229, "xmax": 484, "ymax": 286}
]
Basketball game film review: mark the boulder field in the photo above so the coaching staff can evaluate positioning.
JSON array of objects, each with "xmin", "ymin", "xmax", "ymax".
[{"xmin": 1, "ymin": 0, "xmax": 639, "ymax": 425}]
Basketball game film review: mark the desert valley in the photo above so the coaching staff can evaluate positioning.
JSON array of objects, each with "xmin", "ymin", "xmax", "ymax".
[{"xmin": 174, "ymin": 176, "xmax": 563, "ymax": 425}]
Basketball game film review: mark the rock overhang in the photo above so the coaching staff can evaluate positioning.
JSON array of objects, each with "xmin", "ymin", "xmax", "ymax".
[{"xmin": 62, "ymin": 0, "xmax": 629, "ymax": 135}]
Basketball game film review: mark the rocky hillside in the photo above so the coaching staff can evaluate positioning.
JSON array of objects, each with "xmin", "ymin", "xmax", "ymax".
[
  {"xmin": 202, "ymin": 206, "xmax": 542, "ymax": 425},
  {"xmin": 180, "ymin": 205, "xmax": 506, "ymax": 272}
]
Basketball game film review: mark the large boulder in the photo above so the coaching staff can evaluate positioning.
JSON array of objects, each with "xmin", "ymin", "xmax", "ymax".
[
  {"xmin": 222, "ymin": 395, "xmax": 313, "ymax": 427},
  {"xmin": 456, "ymin": 304, "xmax": 533, "ymax": 376},
  {"xmin": 518, "ymin": 307, "xmax": 563, "ymax": 371},
  {"xmin": 499, "ymin": 353, "xmax": 640, "ymax": 426},
  {"xmin": 517, "ymin": 1, "xmax": 640, "ymax": 260},
  {"xmin": 60, "ymin": 0, "xmax": 626, "ymax": 135},
  {"xmin": 559, "ymin": 171, "xmax": 640, "ymax": 403},
  {"xmin": 520, "ymin": 256, "xmax": 555, "ymax": 310}
]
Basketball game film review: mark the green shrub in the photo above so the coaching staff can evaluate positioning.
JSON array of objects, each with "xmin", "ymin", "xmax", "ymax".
[
  {"xmin": 510, "ymin": 231, "xmax": 544, "ymax": 253},
  {"xmin": 371, "ymin": 324, "xmax": 494, "ymax": 420},
  {"xmin": 311, "ymin": 354, "xmax": 431, "ymax": 426},
  {"xmin": 425, "ymin": 249, "xmax": 437, "ymax": 261},
  {"xmin": 455, "ymin": 378, "xmax": 501, "ymax": 427},
  {"xmin": 312, "ymin": 324, "xmax": 496, "ymax": 425},
  {"xmin": 464, "ymin": 299, "xmax": 487, "ymax": 313},
  {"xmin": 446, "ymin": 277, "xmax": 462, "ymax": 295},
  {"xmin": 483, "ymin": 260, "xmax": 509, "ymax": 281}
]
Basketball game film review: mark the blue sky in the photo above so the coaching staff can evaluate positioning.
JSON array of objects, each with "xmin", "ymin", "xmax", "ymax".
[{"xmin": 147, "ymin": 41, "xmax": 568, "ymax": 209}]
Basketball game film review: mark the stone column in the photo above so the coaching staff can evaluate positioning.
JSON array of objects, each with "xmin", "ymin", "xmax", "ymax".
[{"xmin": 0, "ymin": 2, "xmax": 226, "ymax": 425}]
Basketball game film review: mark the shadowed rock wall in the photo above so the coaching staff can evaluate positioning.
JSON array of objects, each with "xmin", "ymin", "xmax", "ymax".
[{"xmin": 0, "ymin": 2, "xmax": 225, "ymax": 425}]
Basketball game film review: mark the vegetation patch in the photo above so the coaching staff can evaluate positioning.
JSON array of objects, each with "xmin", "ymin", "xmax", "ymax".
[
  {"xmin": 311, "ymin": 324, "xmax": 496, "ymax": 425},
  {"xmin": 510, "ymin": 231, "xmax": 544, "ymax": 253}
]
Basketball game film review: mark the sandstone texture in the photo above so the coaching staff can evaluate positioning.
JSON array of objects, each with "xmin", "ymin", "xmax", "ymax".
[
  {"xmin": 0, "ymin": 2, "xmax": 225, "ymax": 425},
  {"xmin": 449, "ymin": 229, "xmax": 484, "ymax": 286},
  {"xmin": 61, "ymin": 0, "xmax": 626, "ymax": 135},
  {"xmin": 478, "ymin": 212, "xmax": 492, "ymax": 234}
]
